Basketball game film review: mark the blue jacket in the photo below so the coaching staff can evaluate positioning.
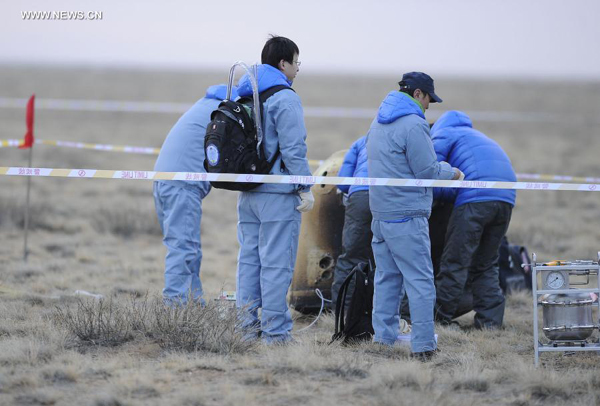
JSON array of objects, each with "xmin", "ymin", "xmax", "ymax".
[
  {"xmin": 154, "ymin": 84, "xmax": 237, "ymax": 195},
  {"xmin": 237, "ymin": 64, "xmax": 312, "ymax": 194},
  {"xmin": 367, "ymin": 92, "xmax": 455, "ymax": 221},
  {"xmin": 337, "ymin": 135, "xmax": 368, "ymax": 195},
  {"xmin": 431, "ymin": 110, "xmax": 516, "ymax": 207}
]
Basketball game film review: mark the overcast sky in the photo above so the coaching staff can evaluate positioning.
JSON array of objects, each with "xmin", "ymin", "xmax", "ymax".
[{"xmin": 1, "ymin": 0, "xmax": 599, "ymax": 79}]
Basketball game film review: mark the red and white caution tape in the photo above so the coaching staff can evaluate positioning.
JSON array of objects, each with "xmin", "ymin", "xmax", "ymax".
[
  {"xmin": 514, "ymin": 173, "xmax": 600, "ymax": 184},
  {"xmin": 2, "ymin": 167, "xmax": 600, "ymax": 192},
  {"xmin": 0, "ymin": 96, "xmax": 576, "ymax": 123},
  {"xmin": 2, "ymin": 139, "xmax": 599, "ymax": 184},
  {"xmin": 0, "ymin": 139, "xmax": 159, "ymax": 155},
  {"xmin": 0, "ymin": 139, "xmax": 22, "ymax": 147}
]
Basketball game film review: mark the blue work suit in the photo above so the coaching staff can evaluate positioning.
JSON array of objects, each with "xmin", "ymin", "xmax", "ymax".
[
  {"xmin": 153, "ymin": 84, "xmax": 236, "ymax": 305},
  {"xmin": 337, "ymin": 135, "xmax": 369, "ymax": 195},
  {"xmin": 367, "ymin": 91, "xmax": 455, "ymax": 353},
  {"xmin": 431, "ymin": 110, "xmax": 516, "ymax": 206},
  {"xmin": 431, "ymin": 111, "xmax": 516, "ymax": 327},
  {"xmin": 235, "ymin": 64, "xmax": 312, "ymax": 343}
]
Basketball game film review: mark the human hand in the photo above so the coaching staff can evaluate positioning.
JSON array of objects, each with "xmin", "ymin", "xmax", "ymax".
[
  {"xmin": 452, "ymin": 168, "xmax": 465, "ymax": 181},
  {"xmin": 296, "ymin": 190, "xmax": 315, "ymax": 212}
]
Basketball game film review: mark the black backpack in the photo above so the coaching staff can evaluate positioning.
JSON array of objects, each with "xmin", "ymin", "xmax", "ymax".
[
  {"xmin": 203, "ymin": 85, "xmax": 292, "ymax": 191},
  {"xmin": 331, "ymin": 262, "xmax": 375, "ymax": 344}
]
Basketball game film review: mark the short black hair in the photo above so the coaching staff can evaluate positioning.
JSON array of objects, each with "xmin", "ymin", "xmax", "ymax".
[{"xmin": 261, "ymin": 35, "xmax": 299, "ymax": 69}]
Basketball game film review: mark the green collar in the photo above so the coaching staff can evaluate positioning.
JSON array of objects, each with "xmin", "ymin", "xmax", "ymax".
[{"xmin": 405, "ymin": 93, "xmax": 425, "ymax": 113}]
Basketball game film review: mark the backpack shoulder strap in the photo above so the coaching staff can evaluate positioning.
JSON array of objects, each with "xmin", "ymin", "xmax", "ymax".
[
  {"xmin": 334, "ymin": 268, "xmax": 358, "ymax": 336},
  {"xmin": 259, "ymin": 85, "xmax": 294, "ymax": 104},
  {"xmin": 256, "ymin": 85, "xmax": 294, "ymax": 167}
]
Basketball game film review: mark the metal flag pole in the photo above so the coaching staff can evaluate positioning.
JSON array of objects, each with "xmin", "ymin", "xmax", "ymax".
[
  {"xmin": 21, "ymin": 94, "xmax": 35, "ymax": 262},
  {"xmin": 23, "ymin": 146, "xmax": 32, "ymax": 262}
]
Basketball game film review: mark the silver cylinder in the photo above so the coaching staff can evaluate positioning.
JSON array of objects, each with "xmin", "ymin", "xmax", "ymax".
[{"xmin": 541, "ymin": 292, "xmax": 595, "ymax": 341}]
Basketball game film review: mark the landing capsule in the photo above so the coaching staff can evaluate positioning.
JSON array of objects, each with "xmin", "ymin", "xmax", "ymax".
[{"xmin": 289, "ymin": 150, "xmax": 347, "ymax": 313}]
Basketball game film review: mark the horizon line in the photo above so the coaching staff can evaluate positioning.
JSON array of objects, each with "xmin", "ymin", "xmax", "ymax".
[{"xmin": 1, "ymin": 60, "xmax": 599, "ymax": 83}]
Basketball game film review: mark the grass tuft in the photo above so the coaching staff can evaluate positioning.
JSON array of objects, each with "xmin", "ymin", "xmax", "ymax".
[
  {"xmin": 13, "ymin": 392, "xmax": 58, "ymax": 406},
  {"xmin": 243, "ymin": 373, "xmax": 280, "ymax": 386},
  {"xmin": 41, "ymin": 368, "xmax": 77, "ymax": 384},
  {"xmin": 93, "ymin": 395, "xmax": 126, "ymax": 406},
  {"xmin": 52, "ymin": 295, "xmax": 257, "ymax": 355},
  {"xmin": 453, "ymin": 378, "xmax": 489, "ymax": 392},
  {"xmin": 527, "ymin": 383, "xmax": 569, "ymax": 400},
  {"xmin": 130, "ymin": 385, "xmax": 160, "ymax": 399},
  {"xmin": 53, "ymin": 297, "xmax": 134, "ymax": 347},
  {"xmin": 322, "ymin": 366, "xmax": 369, "ymax": 379}
]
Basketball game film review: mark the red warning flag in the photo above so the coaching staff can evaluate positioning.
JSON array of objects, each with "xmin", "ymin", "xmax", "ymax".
[{"xmin": 19, "ymin": 94, "xmax": 35, "ymax": 149}]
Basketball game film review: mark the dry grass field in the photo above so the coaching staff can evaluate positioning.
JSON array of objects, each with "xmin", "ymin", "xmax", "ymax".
[{"xmin": 0, "ymin": 66, "xmax": 600, "ymax": 405}]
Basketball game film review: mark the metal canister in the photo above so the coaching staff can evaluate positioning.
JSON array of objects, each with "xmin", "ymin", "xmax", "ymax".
[
  {"xmin": 541, "ymin": 292, "xmax": 595, "ymax": 341},
  {"xmin": 289, "ymin": 150, "xmax": 347, "ymax": 313}
]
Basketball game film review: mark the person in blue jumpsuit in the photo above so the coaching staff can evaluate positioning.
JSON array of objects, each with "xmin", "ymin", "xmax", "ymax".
[
  {"xmin": 236, "ymin": 36, "xmax": 314, "ymax": 344},
  {"xmin": 332, "ymin": 135, "xmax": 372, "ymax": 312},
  {"xmin": 431, "ymin": 110, "xmax": 516, "ymax": 328},
  {"xmin": 367, "ymin": 72, "xmax": 462, "ymax": 360},
  {"xmin": 153, "ymin": 84, "xmax": 237, "ymax": 305}
]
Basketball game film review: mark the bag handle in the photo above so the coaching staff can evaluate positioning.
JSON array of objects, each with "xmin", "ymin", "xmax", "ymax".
[
  {"xmin": 333, "ymin": 267, "xmax": 360, "ymax": 337},
  {"xmin": 226, "ymin": 62, "xmax": 263, "ymax": 143}
]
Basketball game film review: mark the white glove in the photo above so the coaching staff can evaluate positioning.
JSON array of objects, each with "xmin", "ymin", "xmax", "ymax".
[
  {"xmin": 296, "ymin": 190, "xmax": 315, "ymax": 212},
  {"xmin": 453, "ymin": 168, "xmax": 465, "ymax": 181}
]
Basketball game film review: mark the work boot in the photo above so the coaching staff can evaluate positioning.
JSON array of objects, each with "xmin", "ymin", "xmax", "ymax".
[{"xmin": 411, "ymin": 349, "xmax": 439, "ymax": 362}]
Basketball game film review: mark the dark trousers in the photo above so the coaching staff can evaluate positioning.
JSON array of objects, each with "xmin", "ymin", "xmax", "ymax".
[
  {"xmin": 331, "ymin": 190, "xmax": 373, "ymax": 312},
  {"xmin": 435, "ymin": 201, "xmax": 512, "ymax": 328}
]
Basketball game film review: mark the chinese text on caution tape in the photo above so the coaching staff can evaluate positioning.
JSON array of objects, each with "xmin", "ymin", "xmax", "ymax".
[{"xmin": 2, "ymin": 167, "xmax": 600, "ymax": 192}]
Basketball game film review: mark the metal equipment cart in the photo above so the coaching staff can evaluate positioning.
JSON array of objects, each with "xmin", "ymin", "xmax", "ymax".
[{"xmin": 532, "ymin": 252, "xmax": 600, "ymax": 366}]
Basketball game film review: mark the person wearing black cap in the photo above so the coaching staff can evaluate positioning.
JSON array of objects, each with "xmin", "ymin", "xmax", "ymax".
[
  {"xmin": 367, "ymin": 72, "xmax": 463, "ymax": 361},
  {"xmin": 398, "ymin": 71, "xmax": 444, "ymax": 106}
]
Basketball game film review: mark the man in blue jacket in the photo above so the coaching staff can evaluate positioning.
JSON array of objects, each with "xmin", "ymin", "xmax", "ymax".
[
  {"xmin": 367, "ymin": 72, "xmax": 462, "ymax": 360},
  {"xmin": 236, "ymin": 36, "xmax": 314, "ymax": 344},
  {"xmin": 153, "ymin": 84, "xmax": 237, "ymax": 305},
  {"xmin": 332, "ymin": 135, "xmax": 372, "ymax": 312},
  {"xmin": 431, "ymin": 110, "xmax": 516, "ymax": 328}
]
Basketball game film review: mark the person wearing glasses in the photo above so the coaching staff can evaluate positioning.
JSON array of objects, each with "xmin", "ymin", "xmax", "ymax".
[
  {"xmin": 236, "ymin": 35, "xmax": 314, "ymax": 344},
  {"xmin": 366, "ymin": 72, "xmax": 463, "ymax": 361}
]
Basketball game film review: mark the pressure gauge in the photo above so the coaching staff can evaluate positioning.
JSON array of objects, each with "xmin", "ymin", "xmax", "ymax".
[{"xmin": 545, "ymin": 271, "xmax": 566, "ymax": 289}]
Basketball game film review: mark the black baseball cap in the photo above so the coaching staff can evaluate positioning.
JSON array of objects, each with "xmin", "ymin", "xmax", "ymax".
[{"xmin": 398, "ymin": 72, "xmax": 442, "ymax": 103}]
